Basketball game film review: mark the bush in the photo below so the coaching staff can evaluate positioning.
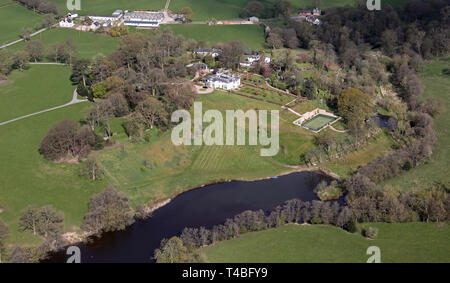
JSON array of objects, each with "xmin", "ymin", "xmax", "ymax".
[
  {"xmin": 39, "ymin": 119, "xmax": 96, "ymax": 161},
  {"xmin": 364, "ymin": 227, "xmax": 378, "ymax": 239},
  {"xmin": 346, "ymin": 220, "xmax": 358, "ymax": 233}
]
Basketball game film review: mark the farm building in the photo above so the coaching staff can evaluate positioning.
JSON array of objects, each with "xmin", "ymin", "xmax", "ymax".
[
  {"xmin": 204, "ymin": 73, "xmax": 241, "ymax": 90},
  {"xmin": 123, "ymin": 10, "xmax": 164, "ymax": 27}
]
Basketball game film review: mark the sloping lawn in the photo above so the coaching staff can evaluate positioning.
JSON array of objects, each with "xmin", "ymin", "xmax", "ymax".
[
  {"xmin": 167, "ymin": 24, "xmax": 265, "ymax": 50},
  {"xmin": 48, "ymin": 0, "xmax": 166, "ymax": 15},
  {"xmin": 8, "ymin": 28, "xmax": 120, "ymax": 60},
  {"xmin": 0, "ymin": 4, "xmax": 42, "ymax": 45},
  {"xmin": 0, "ymin": 65, "xmax": 74, "ymax": 122},
  {"xmin": 199, "ymin": 222, "xmax": 450, "ymax": 263},
  {"xmin": 0, "ymin": 103, "xmax": 106, "ymax": 247}
]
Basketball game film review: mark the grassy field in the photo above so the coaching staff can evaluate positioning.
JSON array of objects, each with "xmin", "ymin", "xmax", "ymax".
[
  {"xmin": 94, "ymin": 91, "xmax": 314, "ymax": 206},
  {"xmin": 166, "ymin": 24, "xmax": 266, "ymax": 50},
  {"xmin": 48, "ymin": 0, "xmax": 167, "ymax": 15},
  {"xmin": 385, "ymin": 57, "xmax": 450, "ymax": 190},
  {"xmin": 198, "ymin": 222, "xmax": 450, "ymax": 263},
  {"xmin": 0, "ymin": 102, "xmax": 106, "ymax": 247},
  {"xmin": 0, "ymin": 65, "xmax": 74, "ymax": 122},
  {"xmin": 8, "ymin": 28, "xmax": 120, "ymax": 60},
  {"xmin": 169, "ymin": 0, "xmax": 256, "ymax": 21},
  {"xmin": 0, "ymin": 65, "xmax": 106, "ymax": 248},
  {"xmin": 0, "ymin": 4, "xmax": 42, "ymax": 45}
]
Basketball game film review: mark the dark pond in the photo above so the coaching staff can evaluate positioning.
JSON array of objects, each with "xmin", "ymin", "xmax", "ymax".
[
  {"xmin": 372, "ymin": 114, "xmax": 397, "ymax": 130},
  {"xmin": 46, "ymin": 171, "xmax": 331, "ymax": 263}
]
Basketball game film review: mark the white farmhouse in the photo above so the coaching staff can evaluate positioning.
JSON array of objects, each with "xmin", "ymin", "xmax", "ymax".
[
  {"xmin": 59, "ymin": 17, "xmax": 74, "ymax": 28},
  {"xmin": 205, "ymin": 73, "xmax": 241, "ymax": 90}
]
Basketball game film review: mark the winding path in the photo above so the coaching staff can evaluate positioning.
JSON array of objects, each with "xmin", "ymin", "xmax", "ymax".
[{"xmin": 0, "ymin": 89, "xmax": 87, "ymax": 126}]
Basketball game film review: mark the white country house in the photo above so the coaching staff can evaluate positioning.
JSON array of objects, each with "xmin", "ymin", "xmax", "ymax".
[{"xmin": 204, "ymin": 73, "xmax": 241, "ymax": 90}]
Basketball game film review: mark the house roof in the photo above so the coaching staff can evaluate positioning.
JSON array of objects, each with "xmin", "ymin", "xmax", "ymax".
[
  {"xmin": 206, "ymin": 74, "xmax": 240, "ymax": 84},
  {"xmin": 124, "ymin": 11, "xmax": 164, "ymax": 21}
]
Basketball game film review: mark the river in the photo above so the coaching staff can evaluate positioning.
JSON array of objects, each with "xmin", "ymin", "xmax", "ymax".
[{"xmin": 46, "ymin": 171, "xmax": 331, "ymax": 263}]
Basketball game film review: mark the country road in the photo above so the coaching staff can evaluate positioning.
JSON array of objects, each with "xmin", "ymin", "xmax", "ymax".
[{"xmin": 0, "ymin": 89, "xmax": 87, "ymax": 126}]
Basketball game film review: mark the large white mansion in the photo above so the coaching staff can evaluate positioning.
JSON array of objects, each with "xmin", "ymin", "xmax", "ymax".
[{"xmin": 204, "ymin": 73, "xmax": 241, "ymax": 90}]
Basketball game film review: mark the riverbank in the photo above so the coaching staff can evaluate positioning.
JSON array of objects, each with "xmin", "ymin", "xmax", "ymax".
[
  {"xmin": 60, "ymin": 166, "xmax": 338, "ymax": 248},
  {"xmin": 48, "ymin": 170, "xmax": 330, "ymax": 262}
]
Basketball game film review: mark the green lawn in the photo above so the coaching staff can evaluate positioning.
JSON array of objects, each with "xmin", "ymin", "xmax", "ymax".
[
  {"xmin": 0, "ymin": 65, "xmax": 106, "ymax": 248},
  {"xmin": 385, "ymin": 57, "xmax": 450, "ymax": 190},
  {"xmin": 169, "ymin": 0, "xmax": 255, "ymax": 21},
  {"xmin": 0, "ymin": 4, "xmax": 42, "ymax": 45},
  {"xmin": 8, "ymin": 28, "xmax": 120, "ymax": 60},
  {"xmin": 0, "ymin": 103, "xmax": 106, "ymax": 247},
  {"xmin": 95, "ymin": 91, "xmax": 309, "ymax": 206},
  {"xmin": 0, "ymin": 65, "xmax": 74, "ymax": 122},
  {"xmin": 48, "ymin": 0, "xmax": 167, "ymax": 15},
  {"xmin": 166, "ymin": 24, "xmax": 266, "ymax": 50},
  {"xmin": 198, "ymin": 222, "xmax": 450, "ymax": 263},
  {"xmin": 236, "ymin": 85, "xmax": 294, "ymax": 105}
]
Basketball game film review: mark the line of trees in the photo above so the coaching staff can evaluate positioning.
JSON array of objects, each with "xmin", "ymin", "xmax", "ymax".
[
  {"xmin": 3, "ymin": 185, "xmax": 135, "ymax": 262},
  {"xmin": 14, "ymin": 0, "xmax": 60, "ymax": 16},
  {"xmin": 0, "ymin": 38, "xmax": 77, "ymax": 81}
]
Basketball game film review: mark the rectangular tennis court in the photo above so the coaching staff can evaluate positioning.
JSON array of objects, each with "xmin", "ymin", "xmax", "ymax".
[{"xmin": 301, "ymin": 114, "xmax": 338, "ymax": 131}]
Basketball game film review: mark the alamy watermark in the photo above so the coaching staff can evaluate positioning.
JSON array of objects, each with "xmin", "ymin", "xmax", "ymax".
[
  {"xmin": 67, "ymin": 0, "xmax": 81, "ymax": 11},
  {"xmin": 171, "ymin": 102, "xmax": 279, "ymax": 157},
  {"xmin": 66, "ymin": 246, "xmax": 81, "ymax": 263},
  {"xmin": 366, "ymin": 246, "xmax": 381, "ymax": 263},
  {"xmin": 367, "ymin": 0, "xmax": 381, "ymax": 10}
]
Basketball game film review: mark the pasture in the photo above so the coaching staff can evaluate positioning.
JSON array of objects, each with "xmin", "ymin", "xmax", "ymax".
[
  {"xmin": 0, "ymin": 4, "xmax": 42, "ymax": 45},
  {"xmin": 0, "ymin": 101, "xmax": 106, "ymax": 246},
  {"xmin": 8, "ymin": 28, "xmax": 120, "ymax": 60},
  {"xmin": 385, "ymin": 57, "xmax": 450, "ymax": 190},
  {"xmin": 0, "ymin": 65, "xmax": 74, "ymax": 122},
  {"xmin": 48, "ymin": 0, "xmax": 167, "ymax": 15},
  {"xmin": 167, "ymin": 24, "xmax": 266, "ymax": 50},
  {"xmin": 198, "ymin": 222, "xmax": 450, "ymax": 263}
]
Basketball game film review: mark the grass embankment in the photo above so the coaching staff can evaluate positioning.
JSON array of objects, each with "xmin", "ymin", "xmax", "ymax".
[
  {"xmin": 48, "ymin": 0, "xmax": 166, "ymax": 15},
  {"xmin": 0, "ymin": 66, "xmax": 106, "ymax": 247},
  {"xmin": 167, "ymin": 24, "xmax": 266, "ymax": 50},
  {"xmin": 8, "ymin": 28, "xmax": 120, "ymax": 60},
  {"xmin": 0, "ymin": 65, "xmax": 74, "ymax": 122},
  {"xmin": 198, "ymin": 222, "xmax": 450, "ymax": 263},
  {"xmin": 385, "ymin": 57, "xmax": 450, "ymax": 190},
  {"xmin": 0, "ymin": 3, "xmax": 42, "ymax": 45}
]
